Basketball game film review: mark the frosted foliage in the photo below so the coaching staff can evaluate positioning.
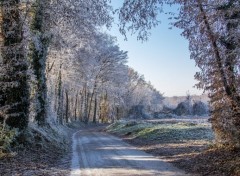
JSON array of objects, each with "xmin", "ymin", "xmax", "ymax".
[{"xmin": 1, "ymin": 0, "xmax": 164, "ymax": 128}]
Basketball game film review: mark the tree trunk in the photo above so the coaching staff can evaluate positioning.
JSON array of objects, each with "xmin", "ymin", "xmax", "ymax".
[
  {"xmin": 83, "ymin": 84, "xmax": 89, "ymax": 124},
  {"xmin": 116, "ymin": 107, "xmax": 120, "ymax": 120},
  {"xmin": 57, "ymin": 64, "xmax": 63, "ymax": 124},
  {"xmin": 85, "ymin": 92, "xmax": 90, "ymax": 124},
  {"xmin": 93, "ymin": 94, "xmax": 98, "ymax": 123},
  {"xmin": 101, "ymin": 92, "xmax": 109, "ymax": 123},
  {"xmin": 65, "ymin": 89, "xmax": 69, "ymax": 123},
  {"xmin": 0, "ymin": 0, "xmax": 29, "ymax": 129},
  {"xmin": 88, "ymin": 83, "xmax": 97, "ymax": 121},
  {"xmin": 79, "ymin": 89, "xmax": 84, "ymax": 122},
  {"xmin": 29, "ymin": 0, "xmax": 49, "ymax": 126},
  {"xmin": 74, "ymin": 92, "xmax": 78, "ymax": 121},
  {"xmin": 99, "ymin": 99, "xmax": 102, "ymax": 123}
]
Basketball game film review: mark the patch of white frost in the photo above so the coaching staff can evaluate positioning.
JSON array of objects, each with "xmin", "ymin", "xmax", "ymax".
[{"xmin": 70, "ymin": 131, "xmax": 81, "ymax": 176}]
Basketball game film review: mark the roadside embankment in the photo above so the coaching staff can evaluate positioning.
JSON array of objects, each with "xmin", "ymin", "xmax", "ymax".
[{"xmin": 0, "ymin": 121, "xmax": 85, "ymax": 175}]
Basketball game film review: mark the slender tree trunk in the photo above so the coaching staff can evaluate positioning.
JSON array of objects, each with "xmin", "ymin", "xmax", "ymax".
[
  {"xmin": 83, "ymin": 84, "xmax": 89, "ymax": 124},
  {"xmin": 101, "ymin": 92, "xmax": 108, "ymax": 123},
  {"xmin": 79, "ymin": 89, "xmax": 84, "ymax": 121},
  {"xmin": 69, "ymin": 94, "xmax": 73, "ymax": 121},
  {"xmin": 93, "ymin": 94, "xmax": 98, "ymax": 123},
  {"xmin": 99, "ymin": 98, "xmax": 102, "ymax": 123},
  {"xmin": 84, "ymin": 92, "xmax": 90, "ymax": 124},
  {"xmin": 0, "ymin": 0, "xmax": 29, "ymax": 129},
  {"xmin": 57, "ymin": 64, "xmax": 63, "ymax": 124},
  {"xmin": 116, "ymin": 107, "xmax": 119, "ymax": 120},
  {"xmin": 65, "ymin": 89, "xmax": 69, "ymax": 123},
  {"xmin": 54, "ymin": 79, "xmax": 58, "ymax": 111},
  {"xmin": 87, "ymin": 83, "xmax": 97, "ymax": 121},
  {"xmin": 74, "ymin": 91, "xmax": 78, "ymax": 121}
]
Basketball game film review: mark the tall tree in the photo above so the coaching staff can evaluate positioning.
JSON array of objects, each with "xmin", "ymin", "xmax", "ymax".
[
  {"xmin": 174, "ymin": 0, "xmax": 240, "ymax": 147},
  {"xmin": 29, "ymin": 0, "xmax": 50, "ymax": 125},
  {"xmin": 0, "ymin": 0, "xmax": 29, "ymax": 129}
]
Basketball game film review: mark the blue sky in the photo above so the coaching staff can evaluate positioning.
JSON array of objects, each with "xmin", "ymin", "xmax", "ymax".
[{"xmin": 107, "ymin": 1, "xmax": 203, "ymax": 97}]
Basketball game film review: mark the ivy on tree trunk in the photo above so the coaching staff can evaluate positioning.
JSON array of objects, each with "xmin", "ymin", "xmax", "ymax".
[
  {"xmin": 0, "ymin": 0, "xmax": 29, "ymax": 129},
  {"xmin": 29, "ymin": 0, "xmax": 50, "ymax": 125}
]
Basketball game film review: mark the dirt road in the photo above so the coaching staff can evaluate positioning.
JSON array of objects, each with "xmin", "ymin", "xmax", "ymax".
[{"xmin": 70, "ymin": 128, "xmax": 188, "ymax": 176}]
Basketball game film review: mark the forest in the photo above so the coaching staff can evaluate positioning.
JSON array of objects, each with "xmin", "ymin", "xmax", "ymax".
[
  {"xmin": 0, "ymin": 0, "xmax": 163, "ymax": 128},
  {"xmin": 0, "ymin": 0, "xmax": 239, "ymax": 176}
]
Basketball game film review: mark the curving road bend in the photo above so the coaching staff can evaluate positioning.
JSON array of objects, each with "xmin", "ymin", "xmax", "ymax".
[{"xmin": 70, "ymin": 129, "xmax": 188, "ymax": 176}]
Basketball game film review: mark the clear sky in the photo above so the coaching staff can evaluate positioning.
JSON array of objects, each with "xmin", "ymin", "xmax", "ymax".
[{"xmin": 107, "ymin": 1, "xmax": 203, "ymax": 97}]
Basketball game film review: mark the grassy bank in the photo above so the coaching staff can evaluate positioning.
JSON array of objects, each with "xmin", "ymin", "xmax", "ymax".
[
  {"xmin": 107, "ymin": 120, "xmax": 239, "ymax": 176},
  {"xmin": 107, "ymin": 120, "xmax": 213, "ymax": 144},
  {"xmin": 0, "ymin": 121, "xmax": 85, "ymax": 175}
]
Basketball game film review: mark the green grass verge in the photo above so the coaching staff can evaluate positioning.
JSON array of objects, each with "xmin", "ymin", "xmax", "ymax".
[{"xmin": 107, "ymin": 120, "xmax": 214, "ymax": 143}]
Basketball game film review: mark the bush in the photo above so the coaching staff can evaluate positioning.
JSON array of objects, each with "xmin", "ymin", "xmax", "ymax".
[
  {"xmin": 128, "ymin": 105, "xmax": 149, "ymax": 119},
  {"xmin": 192, "ymin": 101, "xmax": 208, "ymax": 115},
  {"xmin": 0, "ymin": 123, "xmax": 18, "ymax": 157},
  {"xmin": 174, "ymin": 101, "xmax": 192, "ymax": 116},
  {"xmin": 160, "ymin": 106, "xmax": 174, "ymax": 114}
]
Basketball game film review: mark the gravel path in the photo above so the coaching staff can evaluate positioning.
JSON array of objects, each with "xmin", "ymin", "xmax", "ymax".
[{"xmin": 70, "ymin": 128, "xmax": 188, "ymax": 176}]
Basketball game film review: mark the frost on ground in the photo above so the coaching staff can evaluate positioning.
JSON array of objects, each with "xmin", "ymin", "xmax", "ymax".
[
  {"xmin": 107, "ymin": 119, "xmax": 213, "ymax": 144},
  {"xmin": 107, "ymin": 119, "xmax": 240, "ymax": 176},
  {"xmin": 0, "ymin": 121, "xmax": 84, "ymax": 176}
]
